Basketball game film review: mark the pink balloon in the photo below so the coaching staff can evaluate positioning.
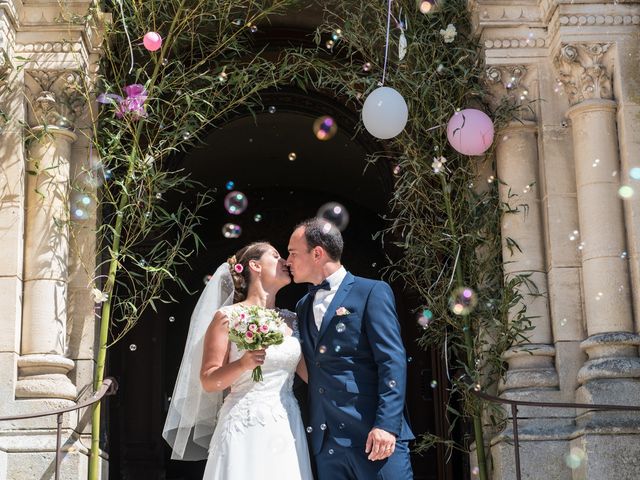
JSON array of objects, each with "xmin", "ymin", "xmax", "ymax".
[
  {"xmin": 143, "ymin": 32, "xmax": 163, "ymax": 52},
  {"xmin": 446, "ymin": 109, "xmax": 494, "ymax": 156}
]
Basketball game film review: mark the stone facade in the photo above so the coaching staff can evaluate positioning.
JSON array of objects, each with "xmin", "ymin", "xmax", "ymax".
[
  {"xmin": 472, "ymin": 0, "xmax": 640, "ymax": 478},
  {"xmin": 0, "ymin": 0, "xmax": 638, "ymax": 479},
  {"xmin": 0, "ymin": 1, "xmax": 105, "ymax": 478}
]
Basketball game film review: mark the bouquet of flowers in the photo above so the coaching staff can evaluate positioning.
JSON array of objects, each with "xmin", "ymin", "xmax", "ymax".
[{"xmin": 227, "ymin": 305, "xmax": 285, "ymax": 381}]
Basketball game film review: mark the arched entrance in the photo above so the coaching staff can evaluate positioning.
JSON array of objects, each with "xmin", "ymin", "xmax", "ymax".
[{"xmin": 106, "ymin": 87, "xmax": 461, "ymax": 479}]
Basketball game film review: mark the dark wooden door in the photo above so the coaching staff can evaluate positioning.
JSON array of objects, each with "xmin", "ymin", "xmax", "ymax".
[{"xmin": 108, "ymin": 99, "xmax": 458, "ymax": 480}]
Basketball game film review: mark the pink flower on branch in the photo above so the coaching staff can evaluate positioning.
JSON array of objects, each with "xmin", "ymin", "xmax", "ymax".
[{"xmin": 97, "ymin": 84, "xmax": 148, "ymax": 120}]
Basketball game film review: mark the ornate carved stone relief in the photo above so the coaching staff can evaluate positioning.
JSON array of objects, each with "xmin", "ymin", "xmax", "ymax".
[
  {"xmin": 25, "ymin": 69, "xmax": 86, "ymax": 129},
  {"xmin": 485, "ymin": 64, "xmax": 537, "ymax": 120},
  {"xmin": 554, "ymin": 43, "xmax": 613, "ymax": 106}
]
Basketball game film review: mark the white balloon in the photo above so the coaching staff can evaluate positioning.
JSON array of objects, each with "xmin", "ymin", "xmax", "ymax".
[{"xmin": 362, "ymin": 86, "xmax": 408, "ymax": 139}]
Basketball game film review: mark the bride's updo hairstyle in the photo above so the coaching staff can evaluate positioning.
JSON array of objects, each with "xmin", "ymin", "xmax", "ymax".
[{"xmin": 227, "ymin": 242, "xmax": 271, "ymax": 303}]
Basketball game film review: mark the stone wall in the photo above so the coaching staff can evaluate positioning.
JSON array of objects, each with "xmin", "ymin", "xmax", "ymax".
[
  {"xmin": 472, "ymin": 0, "xmax": 640, "ymax": 478},
  {"xmin": 0, "ymin": 1, "xmax": 105, "ymax": 478},
  {"xmin": 0, "ymin": 0, "xmax": 639, "ymax": 479}
]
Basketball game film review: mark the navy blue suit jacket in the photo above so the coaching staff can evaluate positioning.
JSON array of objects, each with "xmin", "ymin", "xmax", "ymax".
[{"xmin": 296, "ymin": 272, "xmax": 414, "ymax": 455}]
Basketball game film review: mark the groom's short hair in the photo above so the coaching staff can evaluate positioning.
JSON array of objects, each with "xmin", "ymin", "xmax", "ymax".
[{"xmin": 297, "ymin": 218, "xmax": 343, "ymax": 261}]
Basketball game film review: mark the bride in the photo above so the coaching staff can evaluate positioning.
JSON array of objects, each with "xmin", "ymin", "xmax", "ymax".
[{"xmin": 162, "ymin": 242, "xmax": 314, "ymax": 479}]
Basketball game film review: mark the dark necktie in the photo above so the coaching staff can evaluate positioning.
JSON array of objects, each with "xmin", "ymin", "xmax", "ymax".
[{"xmin": 308, "ymin": 280, "xmax": 331, "ymax": 296}]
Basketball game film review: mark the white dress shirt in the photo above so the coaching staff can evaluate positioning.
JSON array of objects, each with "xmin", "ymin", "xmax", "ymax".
[{"xmin": 312, "ymin": 266, "xmax": 347, "ymax": 330}]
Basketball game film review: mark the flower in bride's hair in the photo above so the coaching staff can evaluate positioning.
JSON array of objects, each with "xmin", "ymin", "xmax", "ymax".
[{"xmin": 234, "ymin": 263, "xmax": 244, "ymax": 274}]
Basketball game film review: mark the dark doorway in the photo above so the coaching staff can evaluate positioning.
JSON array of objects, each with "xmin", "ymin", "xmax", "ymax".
[{"xmin": 107, "ymin": 90, "xmax": 456, "ymax": 480}]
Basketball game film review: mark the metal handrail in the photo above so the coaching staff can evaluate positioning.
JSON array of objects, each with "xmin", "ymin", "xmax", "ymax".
[
  {"xmin": 463, "ymin": 376, "xmax": 640, "ymax": 480},
  {"xmin": 0, "ymin": 378, "xmax": 118, "ymax": 480}
]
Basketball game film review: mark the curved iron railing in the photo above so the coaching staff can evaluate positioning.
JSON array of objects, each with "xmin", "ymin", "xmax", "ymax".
[
  {"xmin": 463, "ymin": 376, "xmax": 640, "ymax": 480},
  {"xmin": 0, "ymin": 378, "xmax": 118, "ymax": 480}
]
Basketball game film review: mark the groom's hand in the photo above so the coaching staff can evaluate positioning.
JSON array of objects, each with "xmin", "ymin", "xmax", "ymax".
[{"xmin": 365, "ymin": 427, "xmax": 396, "ymax": 461}]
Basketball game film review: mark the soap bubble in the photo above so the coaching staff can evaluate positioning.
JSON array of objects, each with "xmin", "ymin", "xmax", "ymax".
[
  {"xmin": 222, "ymin": 223, "xmax": 242, "ymax": 239},
  {"xmin": 417, "ymin": 309, "xmax": 434, "ymax": 328},
  {"xmin": 565, "ymin": 447, "xmax": 586, "ymax": 469},
  {"xmin": 449, "ymin": 287, "xmax": 478, "ymax": 316},
  {"xmin": 313, "ymin": 116, "xmax": 338, "ymax": 141},
  {"xmin": 317, "ymin": 202, "xmax": 349, "ymax": 231},
  {"xmin": 619, "ymin": 185, "xmax": 634, "ymax": 198},
  {"xmin": 224, "ymin": 191, "xmax": 248, "ymax": 215}
]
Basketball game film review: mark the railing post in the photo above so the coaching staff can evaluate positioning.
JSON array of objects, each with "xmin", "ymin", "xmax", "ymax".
[
  {"xmin": 510, "ymin": 404, "xmax": 521, "ymax": 480},
  {"xmin": 56, "ymin": 412, "xmax": 63, "ymax": 480}
]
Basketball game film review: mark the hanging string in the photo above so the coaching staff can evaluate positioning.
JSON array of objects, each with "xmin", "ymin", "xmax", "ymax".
[
  {"xmin": 117, "ymin": 0, "xmax": 136, "ymax": 75},
  {"xmin": 425, "ymin": 123, "xmax": 445, "ymax": 132},
  {"xmin": 381, "ymin": 0, "xmax": 393, "ymax": 85}
]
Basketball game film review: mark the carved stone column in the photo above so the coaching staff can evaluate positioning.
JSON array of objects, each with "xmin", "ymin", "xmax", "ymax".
[
  {"xmin": 556, "ymin": 43, "xmax": 640, "ymax": 401},
  {"xmin": 486, "ymin": 65, "xmax": 559, "ymax": 397},
  {"xmin": 16, "ymin": 71, "xmax": 85, "ymax": 400}
]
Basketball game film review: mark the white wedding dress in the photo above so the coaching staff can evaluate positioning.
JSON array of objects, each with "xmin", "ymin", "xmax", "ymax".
[{"xmin": 202, "ymin": 306, "xmax": 314, "ymax": 479}]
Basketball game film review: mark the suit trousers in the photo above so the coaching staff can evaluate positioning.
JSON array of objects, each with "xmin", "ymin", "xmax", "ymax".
[{"xmin": 315, "ymin": 440, "xmax": 413, "ymax": 480}]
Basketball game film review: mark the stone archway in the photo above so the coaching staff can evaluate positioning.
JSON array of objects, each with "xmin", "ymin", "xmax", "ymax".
[{"xmin": 106, "ymin": 87, "xmax": 461, "ymax": 480}]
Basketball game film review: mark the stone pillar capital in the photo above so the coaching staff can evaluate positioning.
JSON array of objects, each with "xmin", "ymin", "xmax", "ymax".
[
  {"xmin": 554, "ymin": 43, "xmax": 614, "ymax": 107},
  {"xmin": 485, "ymin": 64, "xmax": 537, "ymax": 121},
  {"xmin": 25, "ymin": 69, "xmax": 86, "ymax": 130}
]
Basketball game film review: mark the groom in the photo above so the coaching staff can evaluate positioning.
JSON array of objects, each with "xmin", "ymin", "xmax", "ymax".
[{"xmin": 287, "ymin": 218, "xmax": 414, "ymax": 480}]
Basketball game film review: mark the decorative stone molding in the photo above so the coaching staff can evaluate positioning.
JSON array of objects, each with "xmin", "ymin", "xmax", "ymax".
[
  {"xmin": 500, "ymin": 344, "xmax": 559, "ymax": 391},
  {"xmin": 15, "ymin": 42, "xmax": 83, "ymax": 53},
  {"xmin": 485, "ymin": 64, "xmax": 536, "ymax": 120},
  {"xmin": 16, "ymin": 354, "xmax": 76, "ymax": 400},
  {"xmin": 25, "ymin": 69, "xmax": 86, "ymax": 129},
  {"xmin": 483, "ymin": 37, "xmax": 546, "ymax": 49},
  {"xmin": 473, "ymin": 3, "xmax": 542, "ymax": 23},
  {"xmin": 554, "ymin": 43, "xmax": 613, "ymax": 106},
  {"xmin": 559, "ymin": 14, "xmax": 640, "ymax": 27}
]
